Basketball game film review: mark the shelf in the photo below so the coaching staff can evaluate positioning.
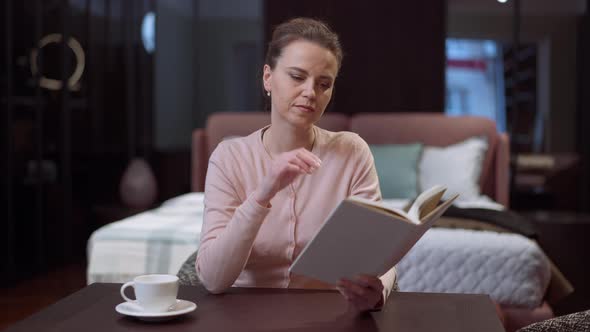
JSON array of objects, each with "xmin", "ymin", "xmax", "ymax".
[
  {"xmin": 1, "ymin": 96, "xmax": 47, "ymax": 107},
  {"xmin": 505, "ymin": 92, "xmax": 535, "ymax": 105},
  {"xmin": 504, "ymin": 69, "xmax": 536, "ymax": 88},
  {"xmin": 1, "ymin": 96, "xmax": 88, "ymax": 110}
]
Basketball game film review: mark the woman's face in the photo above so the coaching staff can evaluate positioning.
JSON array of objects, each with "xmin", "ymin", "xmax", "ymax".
[{"xmin": 263, "ymin": 40, "xmax": 339, "ymax": 129}]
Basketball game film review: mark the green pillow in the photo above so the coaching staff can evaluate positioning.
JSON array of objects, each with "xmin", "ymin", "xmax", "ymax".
[{"xmin": 369, "ymin": 143, "xmax": 423, "ymax": 199}]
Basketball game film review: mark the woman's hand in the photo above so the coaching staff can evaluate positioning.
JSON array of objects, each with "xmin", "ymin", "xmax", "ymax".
[
  {"xmin": 336, "ymin": 275, "xmax": 384, "ymax": 313},
  {"xmin": 254, "ymin": 148, "xmax": 321, "ymax": 206}
]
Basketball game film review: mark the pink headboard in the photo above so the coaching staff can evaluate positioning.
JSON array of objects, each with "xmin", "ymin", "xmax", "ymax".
[
  {"xmin": 192, "ymin": 112, "xmax": 510, "ymax": 206},
  {"xmin": 350, "ymin": 113, "xmax": 510, "ymax": 206}
]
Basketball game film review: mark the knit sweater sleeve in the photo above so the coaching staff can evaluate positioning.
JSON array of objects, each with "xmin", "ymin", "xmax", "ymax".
[
  {"xmin": 348, "ymin": 134, "xmax": 381, "ymax": 201},
  {"xmin": 196, "ymin": 141, "xmax": 271, "ymax": 293}
]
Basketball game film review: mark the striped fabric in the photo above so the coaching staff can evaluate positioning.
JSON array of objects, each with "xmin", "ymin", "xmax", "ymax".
[{"xmin": 86, "ymin": 193, "xmax": 204, "ymax": 284}]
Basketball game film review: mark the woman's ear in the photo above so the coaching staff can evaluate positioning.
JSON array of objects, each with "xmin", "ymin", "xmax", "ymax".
[{"xmin": 263, "ymin": 64, "xmax": 272, "ymax": 92}]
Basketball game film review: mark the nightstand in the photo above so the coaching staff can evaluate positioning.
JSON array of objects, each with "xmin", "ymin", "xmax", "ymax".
[{"xmin": 523, "ymin": 211, "xmax": 590, "ymax": 315}]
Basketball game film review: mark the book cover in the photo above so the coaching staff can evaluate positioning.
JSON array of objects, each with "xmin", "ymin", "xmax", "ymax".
[{"xmin": 289, "ymin": 186, "xmax": 458, "ymax": 284}]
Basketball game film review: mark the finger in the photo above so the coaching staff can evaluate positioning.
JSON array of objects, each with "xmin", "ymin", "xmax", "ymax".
[
  {"xmin": 346, "ymin": 291, "xmax": 372, "ymax": 312},
  {"xmin": 288, "ymin": 157, "xmax": 313, "ymax": 174},
  {"xmin": 342, "ymin": 278, "xmax": 382, "ymax": 309},
  {"xmin": 284, "ymin": 163, "xmax": 306, "ymax": 176},
  {"xmin": 356, "ymin": 275, "xmax": 384, "ymax": 293},
  {"xmin": 337, "ymin": 286, "xmax": 369, "ymax": 311},
  {"xmin": 292, "ymin": 154, "xmax": 316, "ymax": 174},
  {"xmin": 340, "ymin": 279, "xmax": 370, "ymax": 298},
  {"xmin": 336, "ymin": 281, "xmax": 357, "ymax": 300},
  {"xmin": 296, "ymin": 150, "xmax": 322, "ymax": 169},
  {"xmin": 293, "ymin": 148, "xmax": 321, "ymax": 166},
  {"xmin": 336, "ymin": 286, "xmax": 351, "ymax": 300}
]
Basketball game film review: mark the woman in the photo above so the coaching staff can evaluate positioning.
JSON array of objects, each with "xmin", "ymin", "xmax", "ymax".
[{"xmin": 196, "ymin": 17, "xmax": 397, "ymax": 312}]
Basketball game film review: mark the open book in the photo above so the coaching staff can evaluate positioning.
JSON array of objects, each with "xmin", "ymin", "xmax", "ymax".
[{"xmin": 289, "ymin": 185, "xmax": 458, "ymax": 284}]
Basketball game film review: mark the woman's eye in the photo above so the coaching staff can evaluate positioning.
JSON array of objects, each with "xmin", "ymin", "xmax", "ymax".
[
  {"xmin": 320, "ymin": 82, "xmax": 332, "ymax": 89},
  {"xmin": 290, "ymin": 75, "xmax": 304, "ymax": 81}
]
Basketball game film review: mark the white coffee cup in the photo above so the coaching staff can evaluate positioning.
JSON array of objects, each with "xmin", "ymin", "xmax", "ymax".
[{"xmin": 120, "ymin": 274, "xmax": 179, "ymax": 312}]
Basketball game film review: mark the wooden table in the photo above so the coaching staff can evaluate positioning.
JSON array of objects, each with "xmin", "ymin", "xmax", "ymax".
[{"xmin": 4, "ymin": 283, "xmax": 505, "ymax": 332}]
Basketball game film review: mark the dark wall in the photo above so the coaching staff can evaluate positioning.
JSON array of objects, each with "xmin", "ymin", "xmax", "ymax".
[
  {"xmin": 264, "ymin": 0, "xmax": 446, "ymax": 114},
  {"xmin": 578, "ymin": 2, "xmax": 590, "ymax": 211}
]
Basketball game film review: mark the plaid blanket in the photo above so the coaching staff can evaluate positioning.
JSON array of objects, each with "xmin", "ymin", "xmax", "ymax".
[{"xmin": 87, "ymin": 193, "xmax": 204, "ymax": 284}]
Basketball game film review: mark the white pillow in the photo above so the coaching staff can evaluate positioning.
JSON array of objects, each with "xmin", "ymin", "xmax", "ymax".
[{"xmin": 418, "ymin": 137, "xmax": 487, "ymax": 201}]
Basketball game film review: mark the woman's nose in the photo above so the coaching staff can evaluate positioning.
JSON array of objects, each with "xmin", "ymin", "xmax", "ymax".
[{"xmin": 302, "ymin": 81, "xmax": 316, "ymax": 99}]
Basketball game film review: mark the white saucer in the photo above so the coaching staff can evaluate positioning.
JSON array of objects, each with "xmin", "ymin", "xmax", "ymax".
[{"xmin": 115, "ymin": 299, "xmax": 197, "ymax": 322}]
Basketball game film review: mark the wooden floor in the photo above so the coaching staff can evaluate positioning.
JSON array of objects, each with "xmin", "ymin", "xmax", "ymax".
[{"xmin": 0, "ymin": 262, "xmax": 87, "ymax": 330}]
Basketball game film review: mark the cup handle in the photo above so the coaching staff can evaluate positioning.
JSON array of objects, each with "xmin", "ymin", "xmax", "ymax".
[{"xmin": 120, "ymin": 281, "xmax": 135, "ymax": 302}]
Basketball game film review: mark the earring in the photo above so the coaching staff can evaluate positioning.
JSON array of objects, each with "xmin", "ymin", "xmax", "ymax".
[{"xmin": 267, "ymin": 91, "xmax": 271, "ymax": 97}]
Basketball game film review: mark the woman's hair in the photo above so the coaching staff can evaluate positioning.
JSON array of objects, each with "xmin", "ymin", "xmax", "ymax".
[{"xmin": 265, "ymin": 17, "xmax": 343, "ymax": 71}]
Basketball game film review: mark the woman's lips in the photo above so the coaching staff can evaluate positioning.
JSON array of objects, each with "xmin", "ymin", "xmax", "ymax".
[{"xmin": 295, "ymin": 105, "xmax": 315, "ymax": 112}]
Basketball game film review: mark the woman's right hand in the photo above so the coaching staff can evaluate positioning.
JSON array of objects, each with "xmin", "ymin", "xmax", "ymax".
[{"xmin": 254, "ymin": 148, "xmax": 322, "ymax": 206}]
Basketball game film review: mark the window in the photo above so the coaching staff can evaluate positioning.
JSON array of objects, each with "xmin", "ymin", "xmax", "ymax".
[{"xmin": 445, "ymin": 39, "xmax": 506, "ymax": 132}]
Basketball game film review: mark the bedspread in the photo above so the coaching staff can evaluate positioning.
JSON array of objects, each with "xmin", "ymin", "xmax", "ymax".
[
  {"xmin": 87, "ymin": 193, "xmax": 551, "ymax": 307},
  {"xmin": 396, "ymin": 228, "xmax": 551, "ymax": 307}
]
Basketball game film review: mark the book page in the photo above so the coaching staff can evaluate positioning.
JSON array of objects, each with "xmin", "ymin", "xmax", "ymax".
[
  {"xmin": 348, "ymin": 186, "xmax": 446, "ymax": 225},
  {"xmin": 407, "ymin": 185, "xmax": 446, "ymax": 223},
  {"xmin": 418, "ymin": 193, "xmax": 459, "ymax": 227},
  {"xmin": 347, "ymin": 196, "xmax": 412, "ymax": 222}
]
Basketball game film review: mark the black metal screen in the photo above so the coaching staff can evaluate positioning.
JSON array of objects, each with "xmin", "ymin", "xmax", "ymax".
[{"xmin": 0, "ymin": 0, "xmax": 155, "ymax": 285}]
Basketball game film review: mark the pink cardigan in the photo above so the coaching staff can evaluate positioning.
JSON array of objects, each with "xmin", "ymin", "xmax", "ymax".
[{"xmin": 196, "ymin": 125, "xmax": 397, "ymax": 299}]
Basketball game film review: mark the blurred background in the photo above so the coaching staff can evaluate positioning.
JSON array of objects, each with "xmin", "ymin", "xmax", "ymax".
[{"xmin": 1, "ymin": 0, "xmax": 589, "ymax": 327}]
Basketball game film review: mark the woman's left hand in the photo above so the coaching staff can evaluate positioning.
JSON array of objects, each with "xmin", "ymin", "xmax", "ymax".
[{"xmin": 336, "ymin": 275, "xmax": 384, "ymax": 313}]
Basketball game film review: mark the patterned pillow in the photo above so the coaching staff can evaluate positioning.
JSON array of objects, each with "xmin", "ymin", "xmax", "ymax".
[
  {"xmin": 517, "ymin": 310, "xmax": 590, "ymax": 332},
  {"xmin": 177, "ymin": 251, "xmax": 200, "ymax": 286}
]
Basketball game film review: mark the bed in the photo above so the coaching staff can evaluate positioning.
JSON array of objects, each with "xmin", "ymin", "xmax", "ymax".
[{"xmin": 87, "ymin": 112, "xmax": 572, "ymax": 331}]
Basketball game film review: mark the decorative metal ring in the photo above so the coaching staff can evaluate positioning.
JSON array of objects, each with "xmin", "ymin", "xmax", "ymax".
[{"xmin": 30, "ymin": 33, "xmax": 85, "ymax": 91}]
